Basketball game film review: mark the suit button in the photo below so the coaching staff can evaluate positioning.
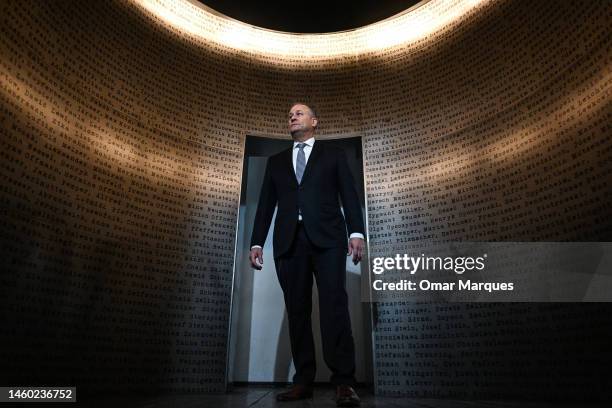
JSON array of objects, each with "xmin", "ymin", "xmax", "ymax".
[{"xmin": 298, "ymin": 186, "xmax": 303, "ymax": 190}]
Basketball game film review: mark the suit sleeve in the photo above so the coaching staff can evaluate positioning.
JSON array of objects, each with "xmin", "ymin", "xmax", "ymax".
[
  {"xmin": 336, "ymin": 149, "xmax": 365, "ymax": 238},
  {"xmin": 250, "ymin": 158, "xmax": 278, "ymax": 248}
]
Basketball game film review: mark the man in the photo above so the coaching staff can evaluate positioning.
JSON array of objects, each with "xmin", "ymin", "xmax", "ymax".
[{"xmin": 249, "ymin": 103, "xmax": 365, "ymax": 407}]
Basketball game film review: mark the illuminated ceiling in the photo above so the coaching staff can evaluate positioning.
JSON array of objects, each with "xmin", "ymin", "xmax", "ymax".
[
  {"xmin": 132, "ymin": 0, "xmax": 489, "ymax": 61},
  {"xmin": 197, "ymin": 0, "xmax": 423, "ymax": 33}
]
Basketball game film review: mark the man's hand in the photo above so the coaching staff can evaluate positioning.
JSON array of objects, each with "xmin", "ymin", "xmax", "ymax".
[
  {"xmin": 250, "ymin": 247, "xmax": 264, "ymax": 270},
  {"xmin": 347, "ymin": 238, "xmax": 365, "ymax": 265}
]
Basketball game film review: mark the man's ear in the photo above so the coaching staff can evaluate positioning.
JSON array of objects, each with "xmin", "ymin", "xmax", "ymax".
[{"xmin": 312, "ymin": 118, "xmax": 318, "ymax": 128}]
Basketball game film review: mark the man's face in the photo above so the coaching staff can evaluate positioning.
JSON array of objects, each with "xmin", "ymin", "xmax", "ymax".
[{"xmin": 288, "ymin": 104, "xmax": 317, "ymax": 139}]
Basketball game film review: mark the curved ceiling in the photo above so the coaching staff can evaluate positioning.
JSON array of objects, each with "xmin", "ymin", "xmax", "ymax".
[
  {"xmin": 133, "ymin": 0, "xmax": 488, "ymax": 61},
  {"xmin": 197, "ymin": 0, "xmax": 423, "ymax": 33}
]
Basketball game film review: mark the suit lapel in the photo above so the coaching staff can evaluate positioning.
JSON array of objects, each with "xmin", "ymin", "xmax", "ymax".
[
  {"xmin": 283, "ymin": 147, "xmax": 298, "ymax": 187},
  {"xmin": 300, "ymin": 141, "xmax": 321, "ymax": 185}
]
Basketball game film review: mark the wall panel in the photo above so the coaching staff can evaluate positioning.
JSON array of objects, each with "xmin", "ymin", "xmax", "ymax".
[{"xmin": 0, "ymin": 0, "xmax": 244, "ymax": 393}]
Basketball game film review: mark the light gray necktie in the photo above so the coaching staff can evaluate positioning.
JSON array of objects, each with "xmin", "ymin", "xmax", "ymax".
[{"xmin": 295, "ymin": 143, "xmax": 306, "ymax": 184}]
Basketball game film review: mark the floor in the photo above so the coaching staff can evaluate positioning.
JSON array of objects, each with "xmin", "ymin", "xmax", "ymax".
[{"xmin": 47, "ymin": 385, "xmax": 608, "ymax": 408}]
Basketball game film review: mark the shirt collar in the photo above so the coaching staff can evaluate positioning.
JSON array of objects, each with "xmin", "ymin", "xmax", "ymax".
[{"xmin": 294, "ymin": 137, "xmax": 315, "ymax": 149}]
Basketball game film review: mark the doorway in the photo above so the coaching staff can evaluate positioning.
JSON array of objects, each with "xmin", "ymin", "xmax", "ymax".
[{"xmin": 228, "ymin": 135, "xmax": 372, "ymax": 386}]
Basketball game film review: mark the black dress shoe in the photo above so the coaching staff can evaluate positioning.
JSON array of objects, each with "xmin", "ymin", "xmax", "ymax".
[
  {"xmin": 276, "ymin": 384, "xmax": 313, "ymax": 401},
  {"xmin": 336, "ymin": 385, "xmax": 360, "ymax": 407}
]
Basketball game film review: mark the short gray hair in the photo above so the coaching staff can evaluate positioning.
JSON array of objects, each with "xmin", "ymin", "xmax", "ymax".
[{"xmin": 289, "ymin": 102, "xmax": 318, "ymax": 120}]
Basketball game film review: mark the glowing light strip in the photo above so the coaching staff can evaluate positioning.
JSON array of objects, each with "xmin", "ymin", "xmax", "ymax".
[{"xmin": 132, "ymin": 0, "xmax": 490, "ymax": 59}]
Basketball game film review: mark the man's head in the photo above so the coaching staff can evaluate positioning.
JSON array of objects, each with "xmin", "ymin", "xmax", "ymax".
[{"xmin": 288, "ymin": 102, "xmax": 318, "ymax": 141}]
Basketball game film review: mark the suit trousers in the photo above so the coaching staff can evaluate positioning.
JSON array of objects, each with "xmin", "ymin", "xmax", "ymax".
[{"xmin": 274, "ymin": 222, "xmax": 356, "ymax": 386}]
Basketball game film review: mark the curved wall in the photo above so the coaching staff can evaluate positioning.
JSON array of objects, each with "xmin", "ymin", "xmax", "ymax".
[
  {"xmin": 0, "ymin": 0, "xmax": 245, "ymax": 393},
  {"xmin": 1, "ymin": 0, "xmax": 610, "ymax": 398},
  {"xmin": 355, "ymin": 0, "xmax": 611, "ymax": 399}
]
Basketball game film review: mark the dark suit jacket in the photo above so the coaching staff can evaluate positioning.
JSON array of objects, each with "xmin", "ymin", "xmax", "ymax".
[{"xmin": 250, "ymin": 141, "xmax": 365, "ymax": 259}]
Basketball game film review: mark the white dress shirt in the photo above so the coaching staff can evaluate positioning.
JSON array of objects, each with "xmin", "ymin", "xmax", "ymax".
[{"xmin": 292, "ymin": 137, "xmax": 315, "ymax": 175}]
